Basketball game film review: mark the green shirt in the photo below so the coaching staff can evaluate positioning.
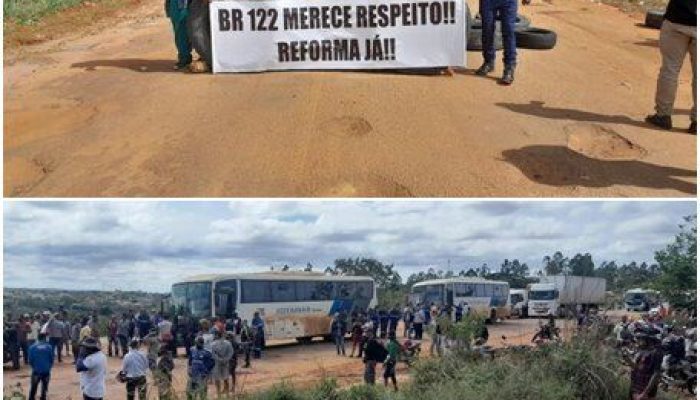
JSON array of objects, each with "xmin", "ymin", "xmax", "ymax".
[{"xmin": 386, "ymin": 340, "xmax": 400, "ymax": 361}]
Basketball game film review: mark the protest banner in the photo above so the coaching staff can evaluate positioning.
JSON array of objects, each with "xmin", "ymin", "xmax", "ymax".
[{"xmin": 210, "ymin": 0, "xmax": 465, "ymax": 73}]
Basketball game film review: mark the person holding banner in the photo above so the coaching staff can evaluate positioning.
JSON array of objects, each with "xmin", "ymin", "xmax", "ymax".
[
  {"xmin": 187, "ymin": 0, "xmax": 213, "ymax": 73},
  {"xmin": 165, "ymin": 0, "xmax": 192, "ymax": 70},
  {"xmin": 475, "ymin": 0, "xmax": 518, "ymax": 85}
]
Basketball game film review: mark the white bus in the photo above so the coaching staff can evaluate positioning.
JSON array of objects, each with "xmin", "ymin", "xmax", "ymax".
[
  {"xmin": 170, "ymin": 272, "xmax": 377, "ymax": 341},
  {"xmin": 623, "ymin": 288, "xmax": 661, "ymax": 312},
  {"xmin": 409, "ymin": 278, "xmax": 510, "ymax": 321}
]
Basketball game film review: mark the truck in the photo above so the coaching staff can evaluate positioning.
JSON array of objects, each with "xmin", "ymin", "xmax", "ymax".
[
  {"xmin": 623, "ymin": 288, "xmax": 660, "ymax": 312},
  {"xmin": 528, "ymin": 276, "xmax": 606, "ymax": 318},
  {"xmin": 509, "ymin": 289, "xmax": 529, "ymax": 318}
]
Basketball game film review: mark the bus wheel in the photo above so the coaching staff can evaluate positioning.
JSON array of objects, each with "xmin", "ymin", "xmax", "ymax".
[
  {"xmin": 296, "ymin": 337, "xmax": 312, "ymax": 345},
  {"xmin": 488, "ymin": 309, "xmax": 497, "ymax": 323}
]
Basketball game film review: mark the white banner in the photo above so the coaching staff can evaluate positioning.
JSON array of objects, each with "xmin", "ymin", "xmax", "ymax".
[{"xmin": 210, "ymin": 0, "xmax": 465, "ymax": 73}]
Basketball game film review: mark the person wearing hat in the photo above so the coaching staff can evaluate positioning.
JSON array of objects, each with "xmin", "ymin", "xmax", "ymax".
[
  {"xmin": 28, "ymin": 333, "xmax": 54, "ymax": 400},
  {"xmin": 187, "ymin": 336, "xmax": 214, "ymax": 400},
  {"xmin": 630, "ymin": 327, "xmax": 664, "ymax": 400},
  {"xmin": 122, "ymin": 339, "xmax": 149, "ymax": 400},
  {"xmin": 329, "ymin": 312, "xmax": 347, "ymax": 356},
  {"xmin": 76, "ymin": 337, "xmax": 107, "ymax": 400},
  {"xmin": 210, "ymin": 329, "xmax": 234, "ymax": 397}
]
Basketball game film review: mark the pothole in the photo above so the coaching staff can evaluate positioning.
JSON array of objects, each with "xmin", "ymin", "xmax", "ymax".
[
  {"xmin": 565, "ymin": 123, "xmax": 646, "ymax": 160},
  {"xmin": 321, "ymin": 115, "xmax": 373, "ymax": 138}
]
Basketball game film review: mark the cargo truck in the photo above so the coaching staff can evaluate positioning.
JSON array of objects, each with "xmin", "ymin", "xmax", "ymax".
[{"xmin": 528, "ymin": 276, "xmax": 606, "ymax": 318}]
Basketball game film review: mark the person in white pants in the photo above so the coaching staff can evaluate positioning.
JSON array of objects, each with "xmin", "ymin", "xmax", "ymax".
[{"xmin": 646, "ymin": 0, "xmax": 696, "ymax": 134}]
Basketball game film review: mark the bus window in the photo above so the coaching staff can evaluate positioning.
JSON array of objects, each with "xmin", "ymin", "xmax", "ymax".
[
  {"xmin": 172, "ymin": 282, "xmax": 212, "ymax": 318},
  {"xmin": 215, "ymin": 279, "xmax": 237, "ymax": 317},
  {"xmin": 271, "ymin": 281, "xmax": 296, "ymax": 302},
  {"xmin": 241, "ymin": 281, "xmax": 271, "ymax": 303},
  {"xmin": 335, "ymin": 282, "xmax": 356, "ymax": 300},
  {"xmin": 475, "ymin": 284, "xmax": 486, "ymax": 297},
  {"xmin": 424, "ymin": 285, "xmax": 444, "ymax": 305},
  {"xmin": 296, "ymin": 281, "xmax": 333, "ymax": 301},
  {"xmin": 455, "ymin": 283, "xmax": 474, "ymax": 297}
]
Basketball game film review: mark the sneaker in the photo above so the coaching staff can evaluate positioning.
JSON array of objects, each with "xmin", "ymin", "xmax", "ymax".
[
  {"xmin": 500, "ymin": 65, "xmax": 515, "ymax": 85},
  {"xmin": 645, "ymin": 114, "xmax": 672, "ymax": 130},
  {"xmin": 475, "ymin": 62, "xmax": 495, "ymax": 76},
  {"xmin": 689, "ymin": 121, "xmax": 697, "ymax": 134}
]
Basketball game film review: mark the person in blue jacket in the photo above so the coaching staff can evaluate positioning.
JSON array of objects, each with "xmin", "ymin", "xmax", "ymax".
[
  {"xmin": 188, "ymin": 336, "xmax": 215, "ymax": 400},
  {"xmin": 251, "ymin": 312, "xmax": 265, "ymax": 359},
  {"xmin": 28, "ymin": 333, "xmax": 54, "ymax": 400}
]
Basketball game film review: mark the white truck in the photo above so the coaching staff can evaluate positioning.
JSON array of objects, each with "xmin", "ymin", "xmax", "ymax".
[
  {"xmin": 509, "ymin": 289, "xmax": 529, "ymax": 318},
  {"xmin": 623, "ymin": 288, "xmax": 660, "ymax": 312},
  {"xmin": 528, "ymin": 276, "xmax": 606, "ymax": 318}
]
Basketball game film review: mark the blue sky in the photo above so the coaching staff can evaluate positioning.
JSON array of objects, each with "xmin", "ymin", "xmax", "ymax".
[{"xmin": 3, "ymin": 200, "xmax": 695, "ymax": 292}]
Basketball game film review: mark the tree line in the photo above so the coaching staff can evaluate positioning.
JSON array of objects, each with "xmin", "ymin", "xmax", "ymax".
[{"xmin": 315, "ymin": 215, "xmax": 696, "ymax": 310}]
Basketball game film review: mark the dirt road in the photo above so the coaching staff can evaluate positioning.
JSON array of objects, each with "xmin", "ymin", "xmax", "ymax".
[
  {"xmin": 2, "ymin": 318, "xmax": 552, "ymax": 398},
  {"xmin": 4, "ymin": 0, "xmax": 696, "ymax": 197}
]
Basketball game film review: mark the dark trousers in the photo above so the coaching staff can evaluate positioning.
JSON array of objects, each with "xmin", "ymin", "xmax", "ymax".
[
  {"xmin": 28, "ymin": 373, "xmax": 50, "ymax": 400},
  {"xmin": 168, "ymin": 0, "xmax": 192, "ymax": 66},
  {"xmin": 187, "ymin": 0, "xmax": 212, "ymax": 66},
  {"xmin": 413, "ymin": 323, "xmax": 423, "ymax": 340},
  {"xmin": 20, "ymin": 341, "xmax": 29, "ymax": 364},
  {"xmin": 108, "ymin": 335, "xmax": 119, "ymax": 357},
  {"xmin": 126, "ymin": 376, "xmax": 148, "ymax": 400},
  {"xmin": 83, "ymin": 395, "xmax": 102, "ymax": 400},
  {"xmin": 49, "ymin": 337, "xmax": 62, "ymax": 362},
  {"xmin": 8, "ymin": 342, "xmax": 20, "ymax": 369},
  {"xmin": 480, "ymin": 0, "xmax": 517, "ymax": 66},
  {"xmin": 118, "ymin": 335, "xmax": 129, "ymax": 357}
]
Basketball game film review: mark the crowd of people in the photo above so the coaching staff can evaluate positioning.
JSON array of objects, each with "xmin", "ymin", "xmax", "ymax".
[{"xmin": 4, "ymin": 308, "xmax": 268, "ymax": 400}]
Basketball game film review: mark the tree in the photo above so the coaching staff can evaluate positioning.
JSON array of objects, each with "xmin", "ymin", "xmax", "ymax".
[
  {"xmin": 542, "ymin": 252, "xmax": 568, "ymax": 275},
  {"xmin": 327, "ymin": 258, "xmax": 402, "ymax": 289},
  {"xmin": 304, "ymin": 263, "xmax": 313, "ymax": 272},
  {"xmin": 568, "ymin": 253, "xmax": 595, "ymax": 276},
  {"xmin": 654, "ymin": 215, "xmax": 697, "ymax": 310}
]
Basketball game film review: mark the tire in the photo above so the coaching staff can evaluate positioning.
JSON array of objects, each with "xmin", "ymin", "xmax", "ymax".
[
  {"xmin": 471, "ymin": 13, "xmax": 531, "ymax": 30},
  {"xmin": 467, "ymin": 27, "xmax": 504, "ymax": 51},
  {"xmin": 515, "ymin": 27, "xmax": 557, "ymax": 50},
  {"xmin": 644, "ymin": 10, "xmax": 664, "ymax": 29}
]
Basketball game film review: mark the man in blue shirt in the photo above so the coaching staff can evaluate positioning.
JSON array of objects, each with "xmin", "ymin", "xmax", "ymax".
[
  {"xmin": 188, "ymin": 336, "xmax": 214, "ymax": 400},
  {"xmin": 28, "ymin": 333, "xmax": 54, "ymax": 400}
]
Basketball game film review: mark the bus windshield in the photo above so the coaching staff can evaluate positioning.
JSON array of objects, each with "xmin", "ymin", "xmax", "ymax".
[
  {"xmin": 510, "ymin": 293, "xmax": 524, "ymax": 304},
  {"xmin": 529, "ymin": 290, "xmax": 558, "ymax": 301},
  {"xmin": 172, "ymin": 282, "xmax": 212, "ymax": 318},
  {"xmin": 624, "ymin": 293, "xmax": 647, "ymax": 304}
]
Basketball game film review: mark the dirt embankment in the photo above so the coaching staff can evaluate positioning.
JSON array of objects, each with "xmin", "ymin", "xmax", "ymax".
[{"xmin": 4, "ymin": 0, "xmax": 696, "ymax": 197}]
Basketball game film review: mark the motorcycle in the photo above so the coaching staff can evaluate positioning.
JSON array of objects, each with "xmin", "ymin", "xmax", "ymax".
[
  {"xmin": 660, "ymin": 335, "xmax": 697, "ymax": 395},
  {"xmin": 399, "ymin": 339, "xmax": 421, "ymax": 366}
]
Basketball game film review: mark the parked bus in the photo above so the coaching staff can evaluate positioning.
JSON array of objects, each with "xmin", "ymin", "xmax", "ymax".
[
  {"xmin": 170, "ymin": 272, "xmax": 376, "ymax": 341},
  {"xmin": 623, "ymin": 288, "xmax": 661, "ymax": 312},
  {"xmin": 409, "ymin": 278, "xmax": 510, "ymax": 322}
]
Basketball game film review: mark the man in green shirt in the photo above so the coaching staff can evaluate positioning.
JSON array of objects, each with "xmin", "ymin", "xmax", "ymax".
[{"xmin": 383, "ymin": 333, "xmax": 400, "ymax": 391}]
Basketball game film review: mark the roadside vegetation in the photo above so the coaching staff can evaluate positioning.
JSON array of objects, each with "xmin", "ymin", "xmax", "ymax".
[{"xmin": 4, "ymin": 0, "xmax": 145, "ymax": 49}]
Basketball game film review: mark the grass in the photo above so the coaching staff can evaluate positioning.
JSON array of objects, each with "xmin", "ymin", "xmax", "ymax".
[
  {"xmin": 4, "ymin": 0, "xmax": 144, "ymax": 49},
  {"xmin": 5, "ymin": 0, "xmax": 87, "ymax": 25}
]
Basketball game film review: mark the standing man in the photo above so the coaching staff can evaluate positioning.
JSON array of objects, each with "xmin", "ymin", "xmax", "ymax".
[
  {"xmin": 210, "ymin": 329, "xmax": 234, "ymax": 397},
  {"xmin": 187, "ymin": 336, "xmax": 215, "ymax": 400},
  {"xmin": 46, "ymin": 313, "xmax": 64, "ymax": 363},
  {"xmin": 362, "ymin": 332, "xmax": 386, "ymax": 385},
  {"xmin": 187, "ymin": 0, "xmax": 213, "ymax": 73},
  {"xmin": 17, "ymin": 315, "xmax": 31, "ymax": 366},
  {"xmin": 62, "ymin": 312, "xmax": 72, "ymax": 359},
  {"xmin": 412, "ymin": 307, "xmax": 425, "ymax": 340},
  {"xmin": 251, "ymin": 312, "xmax": 265, "ymax": 359},
  {"xmin": 383, "ymin": 333, "xmax": 400, "ymax": 392},
  {"xmin": 330, "ymin": 313, "xmax": 347, "ymax": 356},
  {"xmin": 122, "ymin": 339, "xmax": 149, "ymax": 400},
  {"xmin": 118, "ymin": 314, "xmax": 132, "ymax": 358},
  {"xmin": 645, "ymin": 0, "xmax": 696, "ymax": 133},
  {"xmin": 76, "ymin": 337, "xmax": 108, "ymax": 400},
  {"xmin": 475, "ymin": 0, "xmax": 519, "ymax": 84},
  {"xmin": 71, "ymin": 318, "xmax": 82, "ymax": 364},
  {"xmin": 28, "ymin": 333, "xmax": 54, "ymax": 400},
  {"xmin": 108, "ymin": 316, "xmax": 119, "ymax": 358},
  {"xmin": 629, "ymin": 328, "xmax": 664, "ymax": 400}
]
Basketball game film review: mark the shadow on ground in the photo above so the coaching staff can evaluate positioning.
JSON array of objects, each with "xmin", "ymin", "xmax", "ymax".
[
  {"xmin": 496, "ymin": 101, "xmax": 692, "ymax": 133},
  {"xmin": 71, "ymin": 59, "xmax": 177, "ymax": 73},
  {"xmin": 501, "ymin": 145, "xmax": 696, "ymax": 194}
]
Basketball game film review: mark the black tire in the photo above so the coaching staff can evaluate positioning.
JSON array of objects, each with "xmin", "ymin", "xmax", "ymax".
[
  {"xmin": 515, "ymin": 27, "xmax": 557, "ymax": 50},
  {"xmin": 471, "ymin": 13, "xmax": 531, "ymax": 30},
  {"xmin": 467, "ymin": 27, "xmax": 504, "ymax": 51},
  {"xmin": 644, "ymin": 10, "xmax": 664, "ymax": 29}
]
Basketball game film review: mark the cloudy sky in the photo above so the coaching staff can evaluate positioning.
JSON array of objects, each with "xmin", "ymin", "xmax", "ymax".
[{"xmin": 3, "ymin": 201, "xmax": 694, "ymax": 292}]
